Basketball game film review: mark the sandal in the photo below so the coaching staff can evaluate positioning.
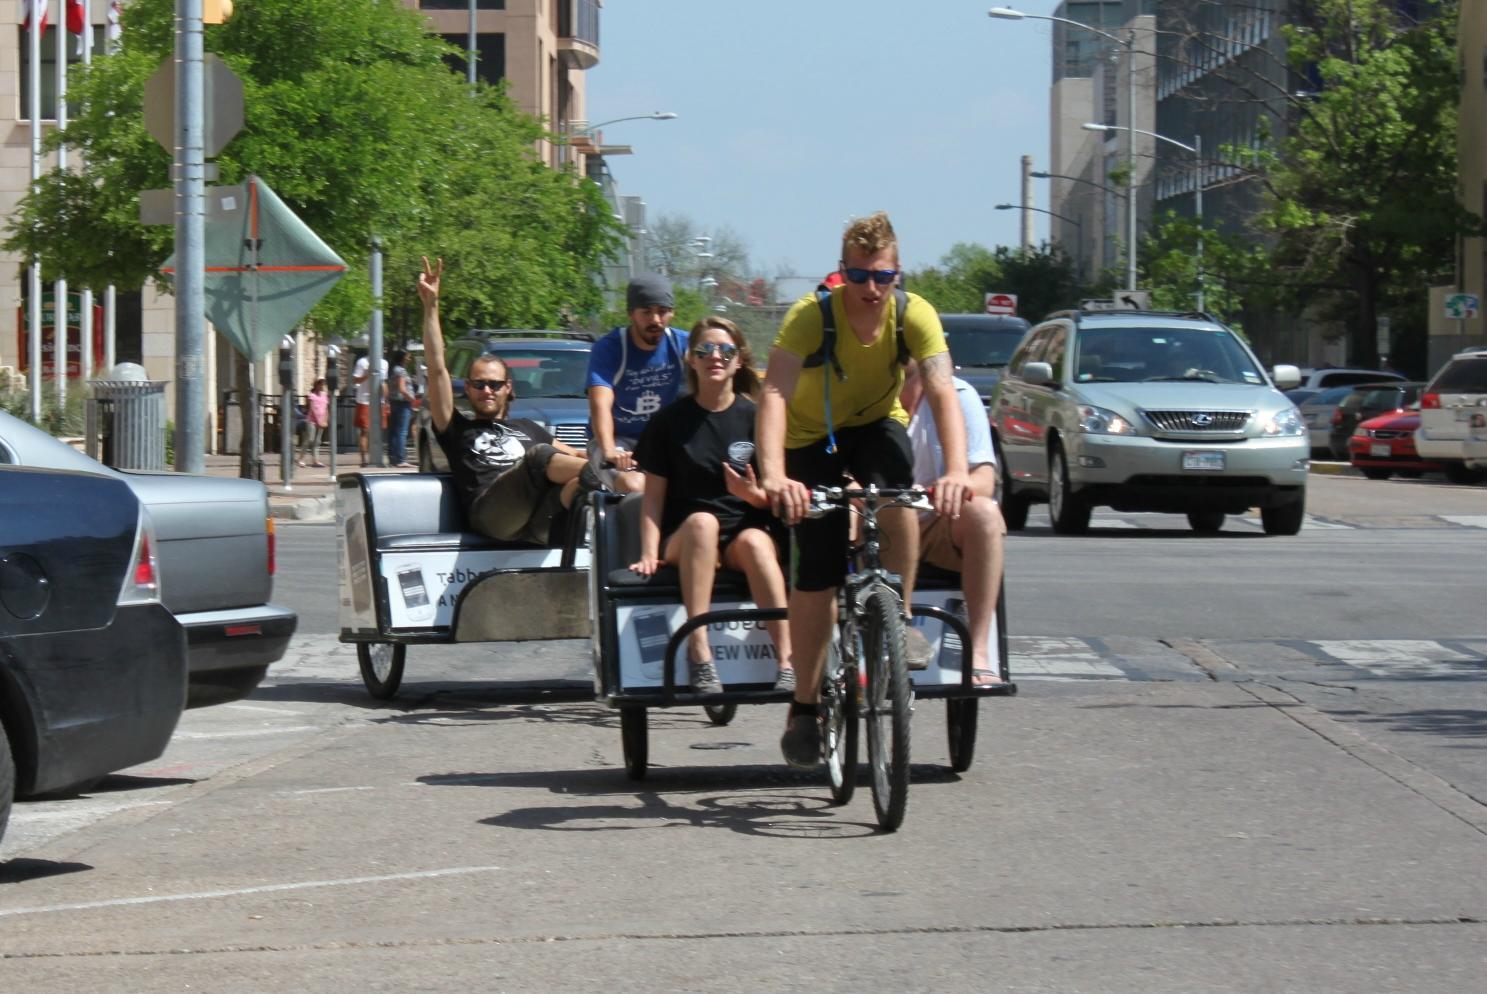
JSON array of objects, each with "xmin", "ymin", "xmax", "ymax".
[{"xmin": 972, "ymin": 668, "xmax": 1003, "ymax": 687}]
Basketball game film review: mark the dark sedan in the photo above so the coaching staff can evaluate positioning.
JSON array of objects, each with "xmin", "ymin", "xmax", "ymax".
[
  {"xmin": 2, "ymin": 466, "xmax": 187, "ymax": 840},
  {"xmin": 941, "ymin": 314, "xmax": 1032, "ymax": 409},
  {"xmin": 0, "ymin": 412, "xmax": 296, "ymax": 708}
]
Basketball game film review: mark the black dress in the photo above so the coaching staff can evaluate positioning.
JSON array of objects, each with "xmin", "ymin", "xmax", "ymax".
[{"xmin": 634, "ymin": 395, "xmax": 780, "ymax": 552}]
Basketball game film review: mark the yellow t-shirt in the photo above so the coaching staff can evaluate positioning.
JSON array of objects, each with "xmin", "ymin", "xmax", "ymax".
[{"xmin": 773, "ymin": 288, "xmax": 947, "ymax": 448}]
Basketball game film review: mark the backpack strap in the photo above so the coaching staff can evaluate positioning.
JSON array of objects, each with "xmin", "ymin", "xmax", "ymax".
[{"xmin": 803, "ymin": 287, "xmax": 912, "ymax": 379}]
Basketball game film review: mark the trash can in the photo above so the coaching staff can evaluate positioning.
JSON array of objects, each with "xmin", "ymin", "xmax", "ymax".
[{"xmin": 87, "ymin": 363, "xmax": 168, "ymax": 470}]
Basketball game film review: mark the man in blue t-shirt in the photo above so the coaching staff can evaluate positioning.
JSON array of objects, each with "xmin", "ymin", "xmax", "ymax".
[{"xmin": 586, "ymin": 273, "xmax": 690, "ymax": 492}]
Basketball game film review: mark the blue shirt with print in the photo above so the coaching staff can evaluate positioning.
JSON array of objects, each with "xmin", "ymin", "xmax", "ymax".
[{"xmin": 585, "ymin": 326, "xmax": 690, "ymax": 438}]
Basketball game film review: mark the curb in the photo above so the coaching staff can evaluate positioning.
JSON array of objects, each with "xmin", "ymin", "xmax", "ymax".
[{"xmin": 1308, "ymin": 461, "xmax": 1357, "ymax": 477}]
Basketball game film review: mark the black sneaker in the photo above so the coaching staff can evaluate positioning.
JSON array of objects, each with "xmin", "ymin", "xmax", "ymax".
[
  {"xmin": 780, "ymin": 710, "xmax": 823, "ymax": 769},
  {"xmin": 689, "ymin": 658, "xmax": 723, "ymax": 695}
]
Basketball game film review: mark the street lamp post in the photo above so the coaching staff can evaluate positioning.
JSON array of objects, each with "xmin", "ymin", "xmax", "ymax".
[
  {"xmin": 996, "ymin": 203, "xmax": 1084, "ymax": 279},
  {"xmin": 990, "ymin": 8, "xmax": 1137, "ymax": 291},
  {"xmin": 1084, "ymin": 125, "xmax": 1203, "ymax": 310},
  {"xmin": 571, "ymin": 111, "xmax": 679, "ymax": 141}
]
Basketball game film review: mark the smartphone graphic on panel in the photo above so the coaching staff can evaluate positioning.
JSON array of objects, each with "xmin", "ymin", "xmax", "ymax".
[
  {"xmin": 634, "ymin": 611, "xmax": 672, "ymax": 680},
  {"xmin": 397, "ymin": 565, "xmax": 435, "ymax": 624}
]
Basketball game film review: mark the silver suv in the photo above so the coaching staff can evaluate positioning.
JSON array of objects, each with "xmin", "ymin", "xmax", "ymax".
[
  {"xmin": 990, "ymin": 308, "xmax": 1308, "ymax": 535},
  {"xmin": 1414, "ymin": 348, "xmax": 1487, "ymax": 483}
]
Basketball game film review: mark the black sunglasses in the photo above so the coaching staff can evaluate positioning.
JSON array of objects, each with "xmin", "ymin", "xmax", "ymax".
[
  {"xmin": 842, "ymin": 267, "xmax": 899, "ymax": 286},
  {"xmin": 467, "ymin": 378, "xmax": 508, "ymax": 392},
  {"xmin": 692, "ymin": 342, "xmax": 739, "ymax": 360}
]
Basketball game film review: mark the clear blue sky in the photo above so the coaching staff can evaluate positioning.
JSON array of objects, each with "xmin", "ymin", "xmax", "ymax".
[{"xmin": 586, "ymin": 0, "xmax": 1063, "ymax": 290}]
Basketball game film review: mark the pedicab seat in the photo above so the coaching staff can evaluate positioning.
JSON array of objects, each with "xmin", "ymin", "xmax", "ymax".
[
  {"xmin": 360, "ymin": 473, "xmax": 570, "ymax": 553},
  {"xmin": 596, "ymin": 494, "xmax": 752, "ymax": 601}
]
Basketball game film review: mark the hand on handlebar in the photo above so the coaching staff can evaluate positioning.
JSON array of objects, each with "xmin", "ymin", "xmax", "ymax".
[
  {"xmin": 605, "ymin": 447, "xmax": 635, "ymax": 472},
  {"xmin": 764, "ymin": 475, "xmax": 813, "ymax": 525},
  {"xmin": 930, "ymin": 471, "xmax": 974, "ymax": 519}
]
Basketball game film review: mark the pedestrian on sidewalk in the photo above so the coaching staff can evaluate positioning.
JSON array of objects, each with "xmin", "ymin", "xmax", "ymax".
[
  {"xmin": 386, "ymin": 350, "xmax": 416, "ymax": 468},
  {"xmin": 297, "ymin": 378, "xmax": 330, "ymax": 468}
]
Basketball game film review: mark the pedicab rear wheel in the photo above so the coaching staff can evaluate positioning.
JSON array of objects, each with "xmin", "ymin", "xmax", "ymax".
[
  {"xmin": 357, "ymin": 642, "xmax": 406, "ymax": 700},
  {"xmin": 620, "ymin": 706, "xmax": 649, "ymax": 780},
  {"xmin": 946, "ymin": 698, "xmax": 978, "ymax": 772},
  {"xmin": 703, "ymin": 703, "xmax": 737, "ymax": 726}
]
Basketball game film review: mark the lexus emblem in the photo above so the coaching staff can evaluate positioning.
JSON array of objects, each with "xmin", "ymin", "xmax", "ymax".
[{"xmin": 1190, "ymin": 412, "xmax": 1214, "ymax": 427}]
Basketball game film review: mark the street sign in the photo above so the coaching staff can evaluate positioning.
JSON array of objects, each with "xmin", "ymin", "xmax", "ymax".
[
  {"xmin": 160, "ymin": 176, "xmax": 347, "ymax": 360},
  {"xmin": 1444, "ymin": 293, "xmax": 1479, "ymax": 321},
  {"xmin": 143, "ymin": 54, "xmax": 245, "ymax": 158},
  {"xmin": 984, "ymin": 292, "xmax": 1018, "ymax": 316},
  {"xmin": 1081, "ymin": 291, "xmax": 1151, "ymax": 312}
]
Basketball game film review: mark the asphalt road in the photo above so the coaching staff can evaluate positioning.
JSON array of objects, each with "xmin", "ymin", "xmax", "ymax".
[{"xmin": 3, "ymin": 470, "xmax": 1483, "ymax": 991}]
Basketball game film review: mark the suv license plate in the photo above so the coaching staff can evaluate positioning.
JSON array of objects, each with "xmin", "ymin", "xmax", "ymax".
[{"xmin": 1182, "ymin": 451, "xmax": 1225, "ymax": 472}]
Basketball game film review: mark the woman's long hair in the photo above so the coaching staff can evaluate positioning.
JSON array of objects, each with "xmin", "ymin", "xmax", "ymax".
[{"xmin": 686, "ymin": 316, "xmax": 761, "ymax": 399}]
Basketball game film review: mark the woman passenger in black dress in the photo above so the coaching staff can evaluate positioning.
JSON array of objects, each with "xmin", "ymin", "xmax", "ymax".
[{"xmin": 630, "ymin": 317, "xmax": 795, "ymax": 695}]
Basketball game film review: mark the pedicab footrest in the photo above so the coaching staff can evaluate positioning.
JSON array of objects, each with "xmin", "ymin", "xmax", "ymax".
[{"xmin": 452, "ymin": 568, "xmax": 591, "ymax": 642}]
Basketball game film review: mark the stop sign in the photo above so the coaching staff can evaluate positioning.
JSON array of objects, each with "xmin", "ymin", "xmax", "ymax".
[{"xmin": 985, "ymin": 292, "xmax": 1018, "ymax": 316}]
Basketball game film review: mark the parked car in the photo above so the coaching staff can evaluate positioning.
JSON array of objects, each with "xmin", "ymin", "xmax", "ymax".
[
  {"xmin": 0, "ymin": 412, "xmax": 296, "ymax": 708},
  {"xmin": 417, "ymin": 330, "xmax": 596, "ymax": 473},
  {"xmin": 990, "ymin": 306, "xmax": 1307, "ymax": 535},
  {"xmin": 2, "ymin": 465, "xmax": 188, "ymax": 841},
  {"xmin": 940, "ymin": 314, "xmax": 1032, "ymax": 409},
  {"xmin": 1327, "ymin": 381, "xmax": 1426, "ymax": 459},
  {"xmin": 1289, "ymin": 385, "xmax": 1354, "ymax": 458},
  {"xmin": 1347, "ymin": 409, "xmax": 1443, "ymax": 480},
  {"xmin": 1292, "ymin": 366, "xmax": 1407, "ymax": 391},
  {"xmin": 1414, "ymin": 348, "xmax": 1487, "ymax": 483}
]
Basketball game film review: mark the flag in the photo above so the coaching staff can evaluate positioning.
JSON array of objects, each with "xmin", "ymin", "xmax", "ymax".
[
  {"xmin": 66, "ymin": 0, "xmax": 83, "ymax": 34},
  {"xmin": 105, "ymin": 0, "xmax": 120, "ymax": 44},
  {"xmin": 21, "ymin": 0, "xmax": 49, "ymax": 32}
]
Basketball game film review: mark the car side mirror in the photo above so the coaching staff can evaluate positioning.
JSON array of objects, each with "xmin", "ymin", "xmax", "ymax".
[
  {"xmin": 1271, "ymin": 364, "xmax": 1301, "ymax": 390},
  {"xmin": 1023, "ymin": 361, "xmax": 1055, "ymax": 386}
]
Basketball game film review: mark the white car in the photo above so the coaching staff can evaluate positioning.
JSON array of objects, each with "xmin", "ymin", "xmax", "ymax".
[{"xmin": 1414, "ymin": 348, "xmax": 1487, "ymax": 483}]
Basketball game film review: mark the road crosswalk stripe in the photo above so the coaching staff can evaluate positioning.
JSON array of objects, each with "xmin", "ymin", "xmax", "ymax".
[{"xmin": 1309, "ymin": 639, "xmax": 1485, "ymax": 678}]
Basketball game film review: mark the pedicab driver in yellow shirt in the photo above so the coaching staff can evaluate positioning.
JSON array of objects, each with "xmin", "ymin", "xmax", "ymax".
[{"xmin": 757, "ymin": 211, "xmax": 972, "ymax": 768}]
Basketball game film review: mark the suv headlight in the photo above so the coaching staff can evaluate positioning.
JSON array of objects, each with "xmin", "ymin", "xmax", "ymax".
[
  {"xmin": 1076, "ymin": 404, "xmax": 1136, "ymax": 435},
  {"xmin": 1261, "ymin": 408, "xmax": 1306, "ymax": 436}
]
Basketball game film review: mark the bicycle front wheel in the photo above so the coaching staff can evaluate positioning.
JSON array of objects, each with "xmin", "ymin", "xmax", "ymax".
[{"xmin": 862, "ymin": 585, "xmax": 912, "ymax": 831}]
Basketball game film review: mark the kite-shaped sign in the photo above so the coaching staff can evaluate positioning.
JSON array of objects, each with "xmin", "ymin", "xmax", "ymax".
[{"xmin": 162, "ymin": 176, "xmax": 347, "ymax": 360}]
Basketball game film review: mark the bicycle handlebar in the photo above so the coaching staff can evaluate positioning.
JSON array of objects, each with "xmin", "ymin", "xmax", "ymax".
[{"xmin": 805, "ymin": 485, "xmax": 934, "ymax": 519}]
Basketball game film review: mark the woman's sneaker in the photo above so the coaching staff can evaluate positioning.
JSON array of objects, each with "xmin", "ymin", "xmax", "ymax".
[
  {"xmin": 689, "ymin": 658, "xmax": 723, "ymax": 695},
  {"xmin": 773, "ymin": 667, "xmax": 797, "ymax": 693}
]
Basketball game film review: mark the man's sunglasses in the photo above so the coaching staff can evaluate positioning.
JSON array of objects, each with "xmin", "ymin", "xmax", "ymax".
[
  {"xmin": 842, "ymin": 267, "xmax": 900, "ymax": 286},
  {"xmin": 692, "ymin": 342, "xmax": 739, "ymax": 361},
  {"xmin": 467, "ymin": 378, "xmax": 508, "ymax": 392}
]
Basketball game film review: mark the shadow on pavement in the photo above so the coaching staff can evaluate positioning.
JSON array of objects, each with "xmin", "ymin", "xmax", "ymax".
[
  {"xmin": 1340, "ymin": 707, "xmax": 1487, "ymax": 743},
  {"xmin": 0, "ymin": 858, "xmax": 93, "ymax": 884}
]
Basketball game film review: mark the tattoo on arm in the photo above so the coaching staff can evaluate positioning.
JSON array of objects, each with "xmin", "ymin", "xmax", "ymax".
[{"xmin": 920, "ymin": 352, "xmax": 954, "ymax": 388}]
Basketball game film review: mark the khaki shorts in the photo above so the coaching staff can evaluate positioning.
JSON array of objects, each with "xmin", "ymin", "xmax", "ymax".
[{"xmin": 919, "ymin": 507, "xmax": 1006, "ymax": 572}]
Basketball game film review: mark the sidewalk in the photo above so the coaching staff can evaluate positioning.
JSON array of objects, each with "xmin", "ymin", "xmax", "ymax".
[{"xmin": 199, "ymin": 450, "xmax": 417, "ymax": 521}]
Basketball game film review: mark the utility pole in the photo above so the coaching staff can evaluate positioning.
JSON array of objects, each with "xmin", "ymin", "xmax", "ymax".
[
  {"xmin": 1020, "ymin": 155, "xmax": 1035, "ymax": 252},
  {"xmin": 173, "ymin": 0, "xmax": 207, "ymax": 472}
]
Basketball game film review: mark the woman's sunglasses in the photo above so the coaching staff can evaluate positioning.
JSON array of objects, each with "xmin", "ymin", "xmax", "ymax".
[
  {"xmin": 466, "ymin": 378, "xmax": 508, "ymax": 391},
  {"xmin": 692, "ymin": 342, "xmax": 739, "ymax": 361},
  {"xmin": 842, "ymin": 267, "xmax": 900, "ymax": 286}
]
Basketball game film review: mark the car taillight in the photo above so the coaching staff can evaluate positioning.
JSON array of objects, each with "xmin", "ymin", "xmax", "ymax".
[
  {"xmin": 119, "ymin": 511, "xmax": 162, "ymax": 606},
  {"xmin": 1331, "ymin": 410, "xmax": 1343, "ymax": 425},
  {"xmin": 266, "ymin": 516, "xmax": 277, "ymax": 576},
  {"xmin": 1422, "ymin": 393, "xmax": 1440, "ymax": 409}
]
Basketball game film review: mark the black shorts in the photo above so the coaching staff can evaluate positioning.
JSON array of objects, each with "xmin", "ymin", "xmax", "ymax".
[{"xmin": 785, "ymin": 418, "xmax": 914, "ymax": 591}]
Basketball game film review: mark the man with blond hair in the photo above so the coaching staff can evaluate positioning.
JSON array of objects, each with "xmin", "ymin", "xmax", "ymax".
[{"xmin": 757, "ymin": 212, "xmax": 972, "ymax": 768}]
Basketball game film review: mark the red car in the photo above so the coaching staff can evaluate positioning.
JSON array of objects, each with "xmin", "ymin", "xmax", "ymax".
[{"xmin": 1348, "ymin": 409, "xmax": 1446, "ymax": 479}]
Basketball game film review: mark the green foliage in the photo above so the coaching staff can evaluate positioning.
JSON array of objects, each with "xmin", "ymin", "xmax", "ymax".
[
  {"xmin": 906, "ymin": 242, "xmax": 1084, "ymax": 322},
  {"xmin": 0, "ymin": 386, "xmax": 87, "ymax": 435},
  {"xmin": 5, "ymin": 0, "xmax": 623, "ymax": 344},
  {"xmin": 1138, "ymin": 211, "xmax": 1270, "ymax": 325},
  {"xmin": 1249, "ymin": 0, "xmax": 1475, "ymax": 364}
]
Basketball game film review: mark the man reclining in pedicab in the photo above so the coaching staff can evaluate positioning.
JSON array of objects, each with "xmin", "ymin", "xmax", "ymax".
[{"xmin": 417, "ymin": 256, "xmax": 604, "ymax": 545}]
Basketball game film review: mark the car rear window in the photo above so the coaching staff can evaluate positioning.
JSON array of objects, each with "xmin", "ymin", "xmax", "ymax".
[
  {"xmin": 1430, "ymin": 357, "xmax": 1487, "ymax": 393},
  {"xmin": 1317, "ymin": 370, "xmax": 1403, "ymax": 387},
  {"xmin": 491, "ymin": 348, "xmax": 589, "ymax": 398}
]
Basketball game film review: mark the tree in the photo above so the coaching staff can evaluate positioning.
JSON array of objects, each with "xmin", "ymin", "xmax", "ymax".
[
  {"xmin": 906, "ymin": 242, "xmax": 1083, "ymax": 322},
  {"xmin": 5, "ymin": 0, "xmax": 622, "ymax": 340}
]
